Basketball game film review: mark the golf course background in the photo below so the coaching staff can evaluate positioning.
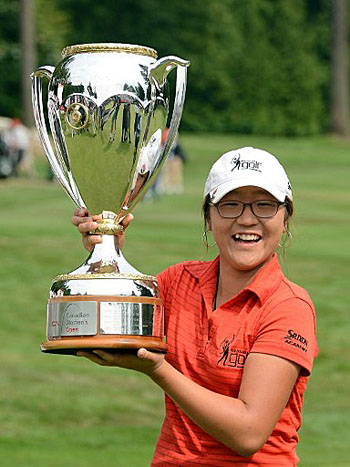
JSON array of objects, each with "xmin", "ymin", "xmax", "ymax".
[{"xmin": 0, "ymin": 132, "xmax": 349, "ymax": 466}]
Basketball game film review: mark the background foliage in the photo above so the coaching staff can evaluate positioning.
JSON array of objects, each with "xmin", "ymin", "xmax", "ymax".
[{"xmin": 0, "ymin": 0, "xmax": 332, "ymax": 135}]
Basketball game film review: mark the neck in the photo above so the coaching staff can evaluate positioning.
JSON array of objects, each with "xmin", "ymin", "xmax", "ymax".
[{"xmin": 215, "ymin": 257, "xmax": 271, "ymax": 308}]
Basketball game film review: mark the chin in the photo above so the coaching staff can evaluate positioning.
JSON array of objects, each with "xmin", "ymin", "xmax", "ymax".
[
  {"xmin": 235, "ymin": 262, "xmax": 262, "ymax": 272},
  {"xmin": 231, "ymin": 254, "xmax": 269, "ymax": 272}
]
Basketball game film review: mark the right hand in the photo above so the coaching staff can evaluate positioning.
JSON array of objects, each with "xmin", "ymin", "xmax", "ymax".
[{"xmin": 71, "ymin": 208, "xmax": 134, "ymax": 252}]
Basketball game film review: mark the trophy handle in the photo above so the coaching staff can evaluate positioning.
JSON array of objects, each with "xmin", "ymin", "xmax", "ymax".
[
  {"xmin": 149, "ymin": 56, "xmax": 190, "ymax": 171},
  {"xmin": 31, "ymin": 66, "xmax": 80, "ymax": 205}
]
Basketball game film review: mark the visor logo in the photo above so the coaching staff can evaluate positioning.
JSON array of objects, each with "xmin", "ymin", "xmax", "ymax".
[{"xmin": 230, "ymin": 154, "xmax": 262, "ymax": 172}]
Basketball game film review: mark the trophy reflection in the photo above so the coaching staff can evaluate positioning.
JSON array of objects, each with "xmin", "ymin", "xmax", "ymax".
[{"xmin": 31, "ymin": 43, "xmax": 189, "ymax": 354}]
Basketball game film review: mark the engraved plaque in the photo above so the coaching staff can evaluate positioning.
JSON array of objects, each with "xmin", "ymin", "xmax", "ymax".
[
  {"xmin": 47, "ymin": 301, "xmax": 98, "ymax": 338},
  {"xmin": 100, "ymin": 302, "xmax": 154, "ymax": 335}
]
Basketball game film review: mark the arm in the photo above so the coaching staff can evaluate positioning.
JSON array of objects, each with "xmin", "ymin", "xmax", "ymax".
[
  {"xmin": 150, "ymin": 352, "xmax": 300, "ymax": 456},
  {"xmin": 78, "ymin": 348, "xmax": 300, "ymax": 457}
]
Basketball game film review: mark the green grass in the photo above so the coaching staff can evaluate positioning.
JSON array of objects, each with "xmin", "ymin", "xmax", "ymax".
[{"xmin": 0, "ymin": 133, "xmax": 349, "ymax": 466}]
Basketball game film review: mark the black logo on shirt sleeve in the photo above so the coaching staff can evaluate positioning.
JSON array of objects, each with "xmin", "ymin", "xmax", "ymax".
[{"xmin": 284, "ymin": 329, "xmax": 308, "ymax": 353}]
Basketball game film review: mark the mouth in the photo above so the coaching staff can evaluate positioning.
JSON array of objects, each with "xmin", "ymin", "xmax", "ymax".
[{"xmin": 232, "ymin": 233, "xmax": 262, "ymax": 244}]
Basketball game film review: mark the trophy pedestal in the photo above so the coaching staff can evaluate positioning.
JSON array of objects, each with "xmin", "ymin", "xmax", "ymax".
[{"xmin": 43, "ymin": 236, "xmax": 167, "ymax": 356}]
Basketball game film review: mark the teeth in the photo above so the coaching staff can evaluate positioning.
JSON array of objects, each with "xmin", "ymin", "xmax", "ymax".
[{"xmin": 234, "ymin": 233, "xmax": 261, "ymax": 241}]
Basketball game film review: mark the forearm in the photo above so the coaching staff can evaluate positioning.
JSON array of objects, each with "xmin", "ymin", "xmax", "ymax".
[
  {"xmin": 80, "ymin": 349, "xmax": 297, "ymax": 456},
  {"xmin": 150, "ymin": 360, "xmax": 262, "ymax": 456}
]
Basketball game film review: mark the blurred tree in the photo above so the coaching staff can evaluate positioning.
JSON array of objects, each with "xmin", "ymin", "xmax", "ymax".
[
  {"xmin": 20, "ymin": 0, "xmax": 35, "ymax": 127},
  {"xmin": 229, "ymin": 0, "xmax": 328, "ymax": 135},
  {"xmin": 305, "ymin": 0, "xmax": 331, "ymax": 128},
  {"xmin": 330, "ymin": 0, "xmax": 349, "ymax": 135},
  {"xmin": 34, "ymin": 0, "xmax": 70, "ymax": 64},
  {"xmin": 0, "ymin": 0, "xmax": 69, "ymax": 123},
  {"xmin": 0, "ymin": 0, "xmax": 339, "ymax": 136},
  {"xmin": 59, "ymin": 0, "xmax": 329, "ymax": 135},
  {"xmin": 0, "ymin": 0, "xmax": 20, "ymax": 119},
  {"xmin": 59, "ymin": 0, "xmax": 242, "ymax": 132}
]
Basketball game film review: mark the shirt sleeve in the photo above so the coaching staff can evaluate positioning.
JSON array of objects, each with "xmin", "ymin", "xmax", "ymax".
[
  {"xmin": 250, "ymin": 297, "xmax": 318, "ymax": 376},
  {"xmin": 156, "ymin": 264, "xmax": 183, "ymax": 337},
  {"xmin": 156, "ymin": 264, "xmax": 180, "ymax": 305}
]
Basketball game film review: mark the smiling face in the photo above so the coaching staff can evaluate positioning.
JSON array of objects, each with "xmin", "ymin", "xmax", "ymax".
[{"xmin": 208, "ymin": 186, "xmax": 287, "ymax": 274}]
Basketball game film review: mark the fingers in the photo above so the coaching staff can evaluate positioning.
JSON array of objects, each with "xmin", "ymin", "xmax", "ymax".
[
  {"xmin": 72, "ymin": 208, "xmax": 133, "ymax": 233},
  {"xmin": 72, "ymin": 208, "xmax": 101, "ymax": 231},
  {"xmin": 90, "ymin": 350, "xmax": 136, "ymax": 368},
  {"xmin": 76, "ymin": 350, "xmax": 110, "ymax": 365},
  {"xmin": 83, "ymin": 234, "xmax": 103, "ymax": 251},
  {"xmin": 93, "ymin": 350, "xmax": 121, "ymax": 364},
  {"xmin": 77, "ymin": 350, "xmax": 122, "ymax": 366},
  {"xmin": 72, "ymin": 209, "xmax": 135, "ymax": 252},
  {"xmin": 76, "ymin": 348, "xmax": 162, "ymax": 373},
  {"xmin": 114, "ymin": 213, "xmax": 134, "ymax": 250},
  {"xmin": 77, "ymin": 349, "xmax": 141, "ymax": 370},
  {"xmin": 73, "ymin": 207, "xmax": 88, "ymax": 218},
  {"xmin": 72, "ymin": 207, "xmax": 91, "ymax": 226},
  {"xmin": 76, "ymin": 219, "xmax": 98, "ymax": 234},
  {"xmin": 120, "ymin": 213, "xmax": 134, "ymax": 230},
  {"xmin": 72, "ymin": 208, "xmax": 103, "ymax": 251}
]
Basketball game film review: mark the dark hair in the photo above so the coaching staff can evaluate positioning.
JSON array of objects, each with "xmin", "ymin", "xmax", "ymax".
[
  {"xmin": 284, "ymin": 197, "xmax": 294, "ymax": 230},
  {"xmin": 202, "ymin": 194, "xmax": 212, "ymax": 232}
]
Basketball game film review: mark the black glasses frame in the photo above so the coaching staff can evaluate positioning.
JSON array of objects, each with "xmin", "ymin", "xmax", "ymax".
[{"xmin": 209, "ymin": 200, "xmax": 285, "ymax": 219}]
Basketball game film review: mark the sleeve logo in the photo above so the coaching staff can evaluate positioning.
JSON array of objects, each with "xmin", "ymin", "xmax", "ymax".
[{"xmin": 284, "ymin": 329, "xmax": 308, "ymax": 353}]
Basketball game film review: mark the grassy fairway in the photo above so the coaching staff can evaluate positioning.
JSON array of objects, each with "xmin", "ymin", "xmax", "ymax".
[{"xmin": 0, "ymin": 133, "xmax": 349, "ymax": 466}]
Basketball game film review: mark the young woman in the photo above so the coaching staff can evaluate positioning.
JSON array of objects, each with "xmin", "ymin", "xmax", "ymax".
[{"xmin": 72, "ymin": 147, "xmax": 318, "ymax": 466}]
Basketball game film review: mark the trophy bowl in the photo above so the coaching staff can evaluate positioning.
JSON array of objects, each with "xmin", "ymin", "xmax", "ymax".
[{"xmin": 31, "ymin": 43, "xmax": 189, "ymax": 355}]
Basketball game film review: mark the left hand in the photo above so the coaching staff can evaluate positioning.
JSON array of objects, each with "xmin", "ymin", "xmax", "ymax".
[
  {"xmin": 77, "ymin": 348, "xmax": 165, "ymax": 376},
  {"xmin": 71, "ymin": 208, "xmax": 134, "ymax": 252}
]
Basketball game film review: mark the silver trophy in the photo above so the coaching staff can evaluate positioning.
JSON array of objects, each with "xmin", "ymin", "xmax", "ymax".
[{"xmin": 31, "ymin": 43, "xmax": 189, "ymax": 354}]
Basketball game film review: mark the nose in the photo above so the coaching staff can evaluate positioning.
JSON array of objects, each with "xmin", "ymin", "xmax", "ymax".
[{"xmin": 236, "ymin": 204, "xmax": 259, "ymax": 225}]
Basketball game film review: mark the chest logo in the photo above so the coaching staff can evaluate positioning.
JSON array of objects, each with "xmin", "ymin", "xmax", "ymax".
[{"xmin": 217, "ymin": 336, "xmax": 248, "ymax": 369}]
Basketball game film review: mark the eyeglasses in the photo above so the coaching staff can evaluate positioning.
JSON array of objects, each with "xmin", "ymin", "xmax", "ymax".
[{"xmin": 210, "ymin": 200, "xmax": 285, "ymax": 219}]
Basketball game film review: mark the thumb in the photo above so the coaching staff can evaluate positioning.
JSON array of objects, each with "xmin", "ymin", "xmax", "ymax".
[
  {"xmin": 137, "ymin": 347, "xmax": 153, "ymax": 360},
  {"xmin": 121, "ymin": 213, "xmax": 134, "ymax": 230},
  {"xmin": 137, "ymin": 347, "xmax": 165, "ymax": 376}
]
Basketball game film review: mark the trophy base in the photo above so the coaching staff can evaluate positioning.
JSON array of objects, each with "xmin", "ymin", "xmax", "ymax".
[
  {"xmin": 44, "ymin": 237, "xmax": 167, "ymax": 357},
  {"xmin": 41, "ymin": 335, "xmax": 168, "ymax": 355}
]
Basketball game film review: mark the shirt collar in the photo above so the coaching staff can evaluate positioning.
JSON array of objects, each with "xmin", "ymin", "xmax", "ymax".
[
  {"xmin": 184, "ymin": 257, "xmax": 219, "ymax": 316},
  {"xmin": 184, "ymin": 253, "xmax": 283, "ymax": 306},
  {"xmin": 184, "ymin": 256, "xmax": 219, "ymax": 285},
  {"xmin": 244, "ymin": 254, "xmax": 283, "ymax": 304}
]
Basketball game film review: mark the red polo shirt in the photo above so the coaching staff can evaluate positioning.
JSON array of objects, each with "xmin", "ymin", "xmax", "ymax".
[{"xmin": 151, "ymin": 254, "xmax": 318, "ymax": 466}]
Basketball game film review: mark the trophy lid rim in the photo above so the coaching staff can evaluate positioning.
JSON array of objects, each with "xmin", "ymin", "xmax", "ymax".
[{"xmin": 62, "ymin": 43, "xmax": 158, "ymax": 59}]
